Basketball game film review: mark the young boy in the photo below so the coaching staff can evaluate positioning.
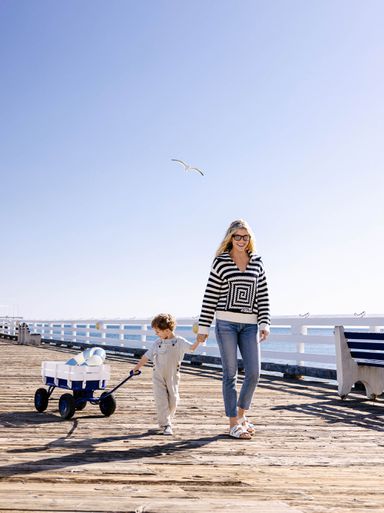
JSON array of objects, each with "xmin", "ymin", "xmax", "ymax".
[{"xmin": 132, "ymin": 313, "xmax": 200, "ymax": 435}]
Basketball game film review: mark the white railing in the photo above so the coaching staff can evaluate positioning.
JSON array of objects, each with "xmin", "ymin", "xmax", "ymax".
[
  {"xmin": 264, "ymin": 315, "xmax": 384, "ymax": 370},
  {"xmin": 0, "ymin": 317, "xmax": 22, "ymax": 337},
  {"xmin": 2, "ymin": 314, "xmax": 383, "ymax": 371}
]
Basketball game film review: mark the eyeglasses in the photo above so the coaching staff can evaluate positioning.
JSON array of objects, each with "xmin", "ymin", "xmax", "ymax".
[{"xmin": 233, "ymin": 234, "xmax": 250, "ymax": 242}]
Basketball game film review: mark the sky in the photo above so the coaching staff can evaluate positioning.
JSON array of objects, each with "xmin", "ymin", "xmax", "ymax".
[{"xmin": 1, "ymin": 0, "xmax": 384, "ymax": 320}]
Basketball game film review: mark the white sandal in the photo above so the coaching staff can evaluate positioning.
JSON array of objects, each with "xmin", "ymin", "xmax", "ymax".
[
  {"xmin": 229, "ymin": 424, "xmax": 251, "ymax": 440},
  {"xmin": 238, "ymin": 416, "xmax": 256, "ymax": 435}
]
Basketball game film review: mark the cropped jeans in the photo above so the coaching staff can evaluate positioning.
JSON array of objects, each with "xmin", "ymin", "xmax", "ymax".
[{"xmin": 215, "ymin": 319, "xmax": 260, "ymax": 418}]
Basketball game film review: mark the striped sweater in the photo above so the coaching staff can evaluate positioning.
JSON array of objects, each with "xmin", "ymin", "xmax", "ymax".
[{"xmin": 198, "ymin": 252, "xmax": 270, "ymax": 335}]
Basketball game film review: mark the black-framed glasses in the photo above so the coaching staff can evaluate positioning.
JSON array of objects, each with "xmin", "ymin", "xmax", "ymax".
[{"xmin": 233, "ymin": 234, "xmax": 250, "ymax": 242}]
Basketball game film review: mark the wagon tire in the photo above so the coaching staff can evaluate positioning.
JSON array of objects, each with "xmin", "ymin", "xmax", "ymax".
[
  {"xmin": 34, "ymin": 388, "xmax": 49, "ymax": 412},
  {"xmin": 99, "ymin": 392, "xmax": 116, "ymax": 416},
  {"xmin": 75, "ymin": 400, "xmax": 87, "ymax": 411},
  {"xmin": 73, "ymin": 391, "xmax": 87, "ymax": 411},
  {"xmin": 59, "ymin": 393, "xmax": 76, "ymax": 419}
]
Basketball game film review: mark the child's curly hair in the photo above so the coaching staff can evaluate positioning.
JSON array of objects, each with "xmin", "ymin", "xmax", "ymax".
[{"xmin": 151, "ymin": 313, "xmax": 176, "ymax": 331}]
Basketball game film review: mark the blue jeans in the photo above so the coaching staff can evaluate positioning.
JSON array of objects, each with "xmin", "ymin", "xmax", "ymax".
[{"xmin": 215, "ymin": 319, "xmax": 260, "ymax": 418}]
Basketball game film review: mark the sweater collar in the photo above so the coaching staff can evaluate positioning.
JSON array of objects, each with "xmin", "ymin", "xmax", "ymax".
[{"xmin": 219, "ymin": 251, "xmax": 258, "ymax": 261}]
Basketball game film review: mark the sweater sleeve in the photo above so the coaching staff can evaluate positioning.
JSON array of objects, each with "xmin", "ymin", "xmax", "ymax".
[
  {"xmin": 256, "ymin": 264, "xmax": 270, "ymax": 331},
  {"xmin": 198, "ymin": 262, "xmax": 223, "ymax": 335}
]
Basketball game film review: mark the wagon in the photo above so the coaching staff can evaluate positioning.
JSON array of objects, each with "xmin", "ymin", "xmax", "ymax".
[{"xmin": 34, "ymin": 360, "xmax": 139, "ymax": 420}]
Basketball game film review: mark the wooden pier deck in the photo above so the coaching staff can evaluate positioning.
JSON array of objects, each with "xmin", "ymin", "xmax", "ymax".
[{"xmin": 1, "ymin": 340, "xmax": 384, "ymax": 513}]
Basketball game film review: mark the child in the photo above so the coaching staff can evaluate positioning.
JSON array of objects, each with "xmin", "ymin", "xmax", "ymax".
[{"xmin": 132, "ymin": 313, "xmax": 201, "ymax": 435}]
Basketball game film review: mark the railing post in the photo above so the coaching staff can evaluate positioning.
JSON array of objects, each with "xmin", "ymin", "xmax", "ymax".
[
  {"xmin": 101, "ymin": 323, "xmax": 106, "ymax": 345},
  {"xmin": 86, "ymin": 323, "xmax": 91, "ymax": 345},
  {"xmin": 120, "ymin": 323, "xmax": 125, "ymax": 347},
  {"xmin": 287, "ymin": 322, "xmax": 306, "ymax": 379},
  {"xmin": 141, "ymin": 324, "xmax": 147, "ymax": 347},
  {"xmin": 298, "ymin": 325, "xmax": 307, "ymax": 366}
]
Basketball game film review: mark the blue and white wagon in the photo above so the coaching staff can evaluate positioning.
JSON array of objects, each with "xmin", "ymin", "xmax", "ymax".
[{"xmin": 34, "ymin": 353, "xmax": 140, "ymax": 419}]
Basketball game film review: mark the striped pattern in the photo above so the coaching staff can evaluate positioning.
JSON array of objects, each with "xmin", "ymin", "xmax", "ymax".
[
  {"xmin": 199, "ymin": 252, "xmax": 270, "ymax": 329},
  {"xmin": 344, "ymin": 331, "xmax": 384, "ymax": 367}
]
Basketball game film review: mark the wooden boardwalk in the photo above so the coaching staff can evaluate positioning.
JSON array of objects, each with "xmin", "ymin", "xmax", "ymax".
[{"xmin": 1, "ymin": 340, "xmax": 384, "ymax": 513}]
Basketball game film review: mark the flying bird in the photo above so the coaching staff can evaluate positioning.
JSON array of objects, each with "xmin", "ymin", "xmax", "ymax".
[{"xmin": 171, "ymin": 158, "xmax": 204, "ymax": 176}]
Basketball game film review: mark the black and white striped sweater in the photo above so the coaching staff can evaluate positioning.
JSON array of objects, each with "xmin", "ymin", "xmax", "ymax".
[{"xmin": 198, "ymin": 252, "xmax": 270, "ymax": 335}]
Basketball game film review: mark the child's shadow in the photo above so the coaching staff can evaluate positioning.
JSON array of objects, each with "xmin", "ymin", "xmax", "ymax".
[
  {"xmin": 3, "ymin": 431, "xmax": 224, "ymax": 477},
  {"xmin": 7, "ymin": 428, "xmax": 163, "ymax": 454}
]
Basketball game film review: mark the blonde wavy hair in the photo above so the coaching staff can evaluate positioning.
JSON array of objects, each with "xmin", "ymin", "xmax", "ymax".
[{"xmin": 215, "ymin": 219, "xmax": 256, "ymax": 257}]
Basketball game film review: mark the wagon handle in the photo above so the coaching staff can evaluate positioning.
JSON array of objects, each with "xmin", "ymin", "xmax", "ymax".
[{"xmin": 101, "ymin": 369, "xmax": 141, "ymax": 398}]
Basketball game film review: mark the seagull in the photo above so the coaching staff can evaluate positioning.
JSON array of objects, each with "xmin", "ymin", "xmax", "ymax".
[{"xmin": 171, "ymin": 158, "xmax": 204, "ymax": 176}]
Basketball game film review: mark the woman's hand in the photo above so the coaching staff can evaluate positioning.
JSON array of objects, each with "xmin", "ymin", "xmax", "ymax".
[{"xmin": 260, "ymin": 329, "xmax": 269, "ymax": 341}]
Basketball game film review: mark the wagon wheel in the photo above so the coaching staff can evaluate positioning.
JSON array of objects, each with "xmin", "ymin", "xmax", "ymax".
[
  {"xmin": 73, "ymin": 390, "xmax": 87, "ymax": 411},
  {"xmin": 59, "ymin": 393, "xmax": 76, "ymax": 420},
  {"xmin": 99, "ymin": 392, "xmax": 116, "ymax": 417},
  {"xmin": 34, "ymin": 388, "xmax": 49, "ymax": 412}
]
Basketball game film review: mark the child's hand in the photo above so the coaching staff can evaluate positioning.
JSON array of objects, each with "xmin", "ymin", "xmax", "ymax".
[
  {"xmin": 191, "ymin": 334, "xmax": 208, "ymax": 350},
  {"xmin": 196, "ymin": 334, "xmax": 208, "ymax": 345},
  {"xmin": 131, "ymin": 364, "xmax": 142, "ymax": 374},
  {"xmin": 190, "ymin": 340, "xmax": 201, "ymax": 351}
]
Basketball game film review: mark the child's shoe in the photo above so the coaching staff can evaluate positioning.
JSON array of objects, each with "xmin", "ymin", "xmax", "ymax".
[{"xmin": 163, "ymin": 425, "xmax": 173, "ymax": 435}]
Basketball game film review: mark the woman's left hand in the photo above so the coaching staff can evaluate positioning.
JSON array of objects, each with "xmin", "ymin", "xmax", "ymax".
[{"xmin": 260, "ymin": 330, "xmax": 269, "ymax": 341}]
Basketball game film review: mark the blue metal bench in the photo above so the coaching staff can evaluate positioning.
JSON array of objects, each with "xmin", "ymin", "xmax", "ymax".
[{"xmin": 335, "ymin": 326, "xmax": 384, "ymax": 400}]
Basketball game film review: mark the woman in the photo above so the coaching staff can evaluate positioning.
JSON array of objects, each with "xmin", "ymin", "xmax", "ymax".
[{"xmin": 195, "ymin": 219, "xmax": 270, "ymax": 439}]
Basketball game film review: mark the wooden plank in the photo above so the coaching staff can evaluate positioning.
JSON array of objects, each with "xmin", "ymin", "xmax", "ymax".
[{"xmin": 1, "ymin": 340, "xmax": 384, "ymax": 513}]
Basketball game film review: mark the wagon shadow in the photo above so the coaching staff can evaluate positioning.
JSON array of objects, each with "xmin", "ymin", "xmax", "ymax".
[{"xmin": 0, "ymin": 411, "xmax": 63, "ymax": 427}]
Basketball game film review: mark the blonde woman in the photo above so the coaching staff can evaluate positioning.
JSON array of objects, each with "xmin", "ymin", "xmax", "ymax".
[{"xmin": 195, "ymin": 220, "xmax": 270, "ymax": 439}]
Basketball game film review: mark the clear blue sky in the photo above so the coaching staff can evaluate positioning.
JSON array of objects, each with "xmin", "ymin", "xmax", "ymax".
[{"xmin": 1, "ymin": 0, "xmax": 383, "ymax": 320}]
